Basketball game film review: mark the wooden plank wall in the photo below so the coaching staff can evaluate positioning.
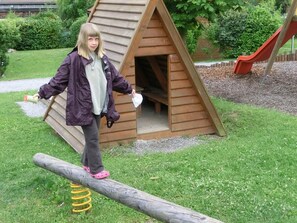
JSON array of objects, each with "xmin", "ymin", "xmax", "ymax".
[
  {"xmin": 88, "ymin": 0, "xmax": 149, "ymax": 146},
  {"xmin": 44, "ymin": 1, "xmax": 149, "ymax": 151},
  {"xmin": 136, "ymin": 13, "xmax": 175, "ymax": 56},
  {"xmin": 90, "ymin": 0, "xmax": 148, "ymax": 69},
  {"xmin": 136, "ymin": 10, "xmax": 216, "ymax": 137},
  {"xmin": 99, "ymin": 10, "xmax": 177, "ymax": 145},
  {"xmin": 99, "ymin": 61, "xmax": 137, "ymax": 147},
  {"xmin": 169, "ymin": 54, "xmax": 216, "ymax": 135},
  {"xmin": 44, "ymin": 91, "xmax": 85, "ymax": 153},
  {"xmin": 94, "ymin": 2, "xmax": 215, "ymax": 145}
]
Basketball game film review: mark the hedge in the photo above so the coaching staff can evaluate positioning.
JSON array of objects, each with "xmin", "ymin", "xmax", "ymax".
[
  {"xmin": 0, "ymin": 19, "xmax": 20, "ymax": 76},
  {"xmin": 16, "ymin": 11, "xmax": 63, "ymax": 50}
]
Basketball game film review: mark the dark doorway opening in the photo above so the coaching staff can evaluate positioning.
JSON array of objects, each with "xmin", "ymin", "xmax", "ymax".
[{"xmin": 135, "ymin": 55, "xmax": 169, "ymax": 134}]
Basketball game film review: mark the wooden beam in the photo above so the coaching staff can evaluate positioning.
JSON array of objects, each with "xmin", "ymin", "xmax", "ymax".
[
  {"xmin": 135, "ymin": 59, "xmax": 150, "ymax": 87},
  {"xmin": 33, "ymin": 153, "xmax": 223, "ymax": 223},
  {"xmin": 146, "ymin": 56, "xmax": 168, "ymax": 91},
  {"xmin": 87, "ymin": 0, "xmax": 100, "ymax": 22},
  {"xmin": 264, "ymin": 0, "xmax": 297, "ymax": 75}
]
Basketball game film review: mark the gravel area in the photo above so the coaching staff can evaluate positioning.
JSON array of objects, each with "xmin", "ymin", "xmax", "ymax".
[
  {"xmin": 127, "ymin": 136, "xmax": 207, "ymax": 155},
  {"xmin": 1, "ymin": 78, "xmax": 51, "ymax": 118},
  {"xmin": 16, "ymin": 101, "xmax": 47, "ymax": 118},
  {"xmin": 198, "ymin": 61, "xmax": 297, "ymax": 116},
  {"xmin": 0, "ymin": 77, "xmax": 50, "ymax": 93}
]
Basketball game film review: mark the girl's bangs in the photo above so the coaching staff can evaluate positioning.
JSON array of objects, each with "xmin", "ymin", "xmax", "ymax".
[{"xmin": 87, "ymin": 26, "xmax": 100, "ymax": 37}]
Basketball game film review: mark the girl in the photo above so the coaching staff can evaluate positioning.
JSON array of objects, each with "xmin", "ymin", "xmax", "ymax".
[{"xmin": 36, "ymin": 23, "xmax": 135, "ymax": 179}]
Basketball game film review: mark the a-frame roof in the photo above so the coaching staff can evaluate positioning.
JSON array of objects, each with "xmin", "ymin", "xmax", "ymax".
[
  {"xmin": 88, "ymin": 0, "xmax": 150, "ymax": 70},
  {"xmin": 87, "ymin": 0, "xmax": 226, "ymax": 136}
]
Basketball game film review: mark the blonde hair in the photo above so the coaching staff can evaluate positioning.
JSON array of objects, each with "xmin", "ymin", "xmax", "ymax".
[{"xmin": 76, "ymin": 23, "xmax": 104, "ymax": 59}]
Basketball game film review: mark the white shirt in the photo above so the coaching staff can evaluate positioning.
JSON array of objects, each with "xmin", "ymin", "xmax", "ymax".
[{"xmin": 85, "ymin": 53, "xmax": 107, "ymax": 115}]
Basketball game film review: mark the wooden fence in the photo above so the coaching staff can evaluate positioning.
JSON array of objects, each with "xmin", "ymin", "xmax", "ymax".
[{"xmin": 195, "ymin": 51, "xmax": 297, "ymax": 68}]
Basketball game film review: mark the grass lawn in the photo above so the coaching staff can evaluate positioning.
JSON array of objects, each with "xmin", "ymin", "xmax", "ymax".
[
  {"xmin": 2, "ymin": 48, "xmax": 71, "ymax": 81},
  {"xmin": 278, "ymin": 37, "xmax": 297, "ymax": 55},
  {"xmin": 0, "ymin": 90, "xmax": 296, "ymax": 223},
  {"xmin": 0, "ymin": 48, "xmax": 296, "ymax": 222}
]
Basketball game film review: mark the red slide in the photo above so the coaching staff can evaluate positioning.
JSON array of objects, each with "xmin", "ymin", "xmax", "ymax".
[{"xmin": 234, "ymin": 20, "xmax": 297, "ymax": 74}]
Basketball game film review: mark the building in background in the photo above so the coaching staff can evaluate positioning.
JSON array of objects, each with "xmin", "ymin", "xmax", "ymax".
[{"xmin": 0, "ymin": 0, "xmax": 56, "ymax": 18}]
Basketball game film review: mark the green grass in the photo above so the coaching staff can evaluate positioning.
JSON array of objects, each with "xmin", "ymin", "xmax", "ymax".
[
  {"xmin": 278, "ymin": 37, "xmax": 297, "ymax": 55},
  {"xmin": 0, "ymin": 48, "xmax": 296, "ymax": 222},
  {"xmin": 0, "ymin": 90, "xmax": 296, "ymax": 223},
  {"xmin": 2, "ymin": 48, "xmax": 71, "ymax": 81}
]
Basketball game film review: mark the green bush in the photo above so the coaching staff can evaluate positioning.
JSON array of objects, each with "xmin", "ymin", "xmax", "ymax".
[
  {"xmin": 275, "ymin": 0, "xmax": 290, "ymax": 13},
  {"xmin": 208, "ymin": 3, "xmax": 282, "ymax": 58},
  {"xmin": 237, "ymin": 5, "xmax": 282, "ymax": 55},
  {"xmin": 0, "ymin": 51, "xmax": 8, "ymax": 76},
  {"xmin": 63, "ymin": 15, "xmax": 88, "ymax": 47},
  {"xmin": 208, "ymin": 10, "xmax": 248, "ymax": 58},
  {"xmin": 0, "ymin": 18, "xmax": 21, "ymax": 76},
  {"xmin": 16, "ymin": 11, "xmax": 62, "ymax": 50},
  {"xmin": 185, "ymin": 28, "xmax": 201, "ymax": 54},
  {"xmin": 57, "ymin": 0, "xmax": 94, "ymax": 29},
  {"xmin": 0, "ymin": 19, "xmax": 21, "ymax": 50}
]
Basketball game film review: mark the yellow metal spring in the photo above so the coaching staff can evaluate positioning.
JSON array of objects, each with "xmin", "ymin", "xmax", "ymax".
[{"xmin": 70, "ymin": 182, "xmax": 92, "ymax": 213}]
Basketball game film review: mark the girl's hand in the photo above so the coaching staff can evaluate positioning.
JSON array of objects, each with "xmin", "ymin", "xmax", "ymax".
[
  {"xmin": 33, "ymin": 93, "xmax": 40, "ymax": 99},
  {"xmin": 131, "ymin": 89, "xmax": 136, "ymax": 97}
]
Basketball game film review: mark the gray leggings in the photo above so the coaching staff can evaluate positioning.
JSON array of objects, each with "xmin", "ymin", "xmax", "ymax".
[{"xmin": 81, "ymin": 114, "xmax": 104, "ymax": 174}]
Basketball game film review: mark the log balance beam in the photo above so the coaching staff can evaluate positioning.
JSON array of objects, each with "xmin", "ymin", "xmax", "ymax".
[{"xmin": 33, "ymin": 153, "xmax": 223, "ymax": 223}]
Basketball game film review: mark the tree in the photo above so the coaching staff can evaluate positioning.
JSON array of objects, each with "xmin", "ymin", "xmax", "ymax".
[
  {"xmin": 56, "ymin": 0, "xmax": 95, "ymax": 28},
  {"xmin": 209, "ymin": 2, "xmax": 282, "ymax": 58},
  {"xmin": 246, "ymin": 0, "xmax": 290, "ymax": 13},
  {"xmin": 163, "ymin": 0, "xmax": 245, "ymax": 53},
  {"xmin": 275, "ymin": 0, "xmax": 290, "ymax": 13}
]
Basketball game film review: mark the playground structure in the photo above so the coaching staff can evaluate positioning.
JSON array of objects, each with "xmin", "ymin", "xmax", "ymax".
[
  {"xmin": 234, "ymin": 0, "xmax": 297, "ymax": 75},
  {"xmin": 42, "ymin": 0, "xmax": 226, "ymax": 153},
  {"xmin": 33, "ymin": 153, "xmax": 223, "ymax": 223}
]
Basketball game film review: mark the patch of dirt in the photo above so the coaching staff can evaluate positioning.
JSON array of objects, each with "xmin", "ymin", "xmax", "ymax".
[{"xmin": 198, "ymin": 61, "xmax": 297, "ymax": 115}]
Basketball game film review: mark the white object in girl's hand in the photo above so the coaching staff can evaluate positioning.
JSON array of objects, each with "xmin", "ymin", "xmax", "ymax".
[{"xmin": 132, "ymin": 93, "xmax": 143, "ymax": 108}]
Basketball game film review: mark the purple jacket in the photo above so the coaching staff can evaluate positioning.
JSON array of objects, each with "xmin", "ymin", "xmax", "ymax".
[{"xmin": 39, "ymin": 48, "xmax": 132, "ymax": 126}]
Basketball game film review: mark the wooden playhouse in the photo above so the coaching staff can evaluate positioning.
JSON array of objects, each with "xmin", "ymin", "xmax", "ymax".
[{"xmin": 43, "ymin": 0, "xmax": 226, "ymax": 153}]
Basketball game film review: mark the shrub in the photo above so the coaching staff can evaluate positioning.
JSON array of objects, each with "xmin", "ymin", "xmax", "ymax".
[
  {"xmin": 209, "ymin": 10, "xmax": 248, "ymax": 58},
  {"xmin": 16, "ymin": 11, "xmax": 62, "ymax": 50},
  {"xmin": 237, "ymin": 4, "xmax": 282, "ymax": 55},
  {"xmin": 0, "ymin": 18, "xmax": 21, "ymax": 76},
  {"xmin": 185, "ymin": 28, "xmax": 201, "ymax": 54},
  {"xmin": 208, "ymin": 3, "xmax": 282, "ymax": 58},
  {"xmin": 57, "ymin": 0, "xmax": 94, "ymax": 29},
  {"xmin": 0, "ymin": 51, "xmax": 8, "ymax": 77},
  {"xmin": 64, "ymin": 15, "xmax": 88, "ymax": 47},
  {"xmin": 0, "ymin": 19, "xmax": 21, "ymax": 50}
]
